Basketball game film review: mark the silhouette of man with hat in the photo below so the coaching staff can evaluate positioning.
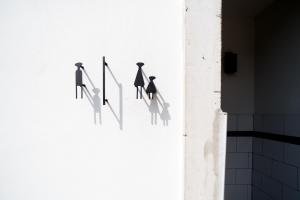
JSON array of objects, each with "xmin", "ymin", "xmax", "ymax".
[{"xmin": 75, "ymin": 62, "xmax": 86, "ymax": 99}]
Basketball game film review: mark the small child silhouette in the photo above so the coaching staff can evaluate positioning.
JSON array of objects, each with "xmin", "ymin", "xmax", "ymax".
[{"xmin": 146, "ymin": 76, "xmax": 157, "ymax": 99}]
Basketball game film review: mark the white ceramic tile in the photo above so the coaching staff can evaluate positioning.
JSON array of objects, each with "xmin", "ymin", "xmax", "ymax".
[
  {"xmin": 252, "ymin": 170, "xmax": 263, "ymax": 188},
  {"xmin": 263, "ymin": 115, "xmax": 284, "ymax": 134},
  {"xmin": 283, "ymin": 186, "xmax": 300, "ymax": 200},
  {"xmin": 248, "ymin": 153, "xmax": 252, "ymax": 168},
  {"xmin": 285, "ymin": 143, "xmax": 300, "ymax": 167},
  {"xmin": 253, "ymin": 138, "xmax": 263, "ymax": 154},
  {"xmin": 225, "ymin": 185, "xmax": 248, "ymax": 200},
  {"xmin": 225, "ymin": 169, "xmax": 236, "ymax": 185},
  {"xmin": 253, "ymin": 154, "xmax": 272, "ymax": 176},
  {"xmin": 285, "ymin": 115, "xmax": 300, "ymax": 137},
  {"xmin": 226, "ymin": 153, "xmax": 250, "ymax": 169},
  {"xmin": 227, "ymin": 137, "xmax": 237, "ymax": 153},
  {"xmin": 252, "ymin": 186, "xmax": 272, "ymax": 200},
  {"xmin": 254, "ymin": 115, "xmax": 264, "ymax": 132},
  {"xmin": 271, "ymin": 161, "xmax": 298, "ymax": 189},
  {"xmin": 261, "ymin": 175, "xmax": 283, "ymax": 200},
  {"xmin": 228, "ymin": 114, "xmax": 238, "ymax": 131},
  {"xmin": 237, "ymin": 137, "xmax": 252, "ymax": 152},
  {"xmin": 236, "ymin": 169, "xmax": 252, "ymax": 184},
  {"xmin": 262, "ymin": 139, "xmax": 284, "ymax": 161},
  {"xmin": 247, "ymin": 185, "xmax": 252, "ymax": 200},
  {"xmin": 238, "ymin": 115, "xmax": 253, "ymax": 131}
]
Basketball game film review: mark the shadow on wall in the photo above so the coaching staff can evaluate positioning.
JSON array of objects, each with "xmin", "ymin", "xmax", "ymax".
[
  {"xmin": 142, "ymin": 70, "xmax": 171, "ymax": 126},
  {"xmin": 82, "ymin": 69, "xmax": 102, "ymax": 125},
  {"xmin": 106, "ymin": 66, "xmax": 123, "ymax": 130},
  {"xmin": 81, "ymin": 67, "xmax": 123, "ymax": 130}
]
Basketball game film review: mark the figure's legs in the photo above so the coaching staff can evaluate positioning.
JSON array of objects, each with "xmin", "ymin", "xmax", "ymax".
[
  {"xmin": 76, "ymin": 85, "xmax": 78, "ymax": 99},
  {"xmin": 136, "ymin": 87, "xmax": 138, "ymax": 99},
  {"xmin": 166, "ymin": 120, "xmax": 168, "ymax": 126},
  {"xmin": 140, "ymin": 87, "xmax": 142, "ymax": 99},
  {"xmin": 81, "ymin": 86, "xmax": 83, "ymax": 98},
  {"xmin": 154, "ymin": 113, "xmax": 157, "ymax": 124},
  {"xmin": 98, "ymin": 112, "xmax": 102, "ymax": 125},
  {"xmin": 151, "ymin": 113, "xmax": 153, "ymax": 125}
]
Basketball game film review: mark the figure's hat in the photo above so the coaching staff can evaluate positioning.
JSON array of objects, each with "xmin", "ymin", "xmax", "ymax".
[
  {"xmin": 136, "ymin": 62, "xmax": 144, "ymax": 68},
  {"xmin": 75, "ymin": 62, "xmax": 83, "ymax": 67},
  {"xmin": 149, "ymin": 76, "xmax": 156, "ymax": 81}
]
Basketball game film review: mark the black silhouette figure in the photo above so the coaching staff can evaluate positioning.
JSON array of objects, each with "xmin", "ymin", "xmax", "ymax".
[
  {"xmin": 92, "ymin": 88, "xmax": 101, "ymax": 124},
  {"xmin": 75, "ymin": 62, "xmax": 86, "ymax": 99},
  {"xmin": 160, "ymin": 102, "xmax": 171, "ymax": 126},
  {"xmin": 134, "ymin": 62, "xmax": 145, "ymax": 99},
  {"xmin": 146, "ymin": 76, "xmax": 157, "ymax": 99}
]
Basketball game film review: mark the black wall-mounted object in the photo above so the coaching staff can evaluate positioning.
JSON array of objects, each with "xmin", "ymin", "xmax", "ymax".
[
  {"xmin": 75, "ymin": 62, "xmax": 86, "ymax": 99},
  {"xmin": 146, "ymin": 76, "xmax": 157, "ymax": 99},
  {"xmin": 223, "ymin": 52, "xmax": 238, "ymax": 74},
  {"xmin": 102, "ymin": 56, "xmax": 109, "ymax": 105},
  {"xmin": 134, "ymin": 62, "xmax": 145, "ymax": 99}
]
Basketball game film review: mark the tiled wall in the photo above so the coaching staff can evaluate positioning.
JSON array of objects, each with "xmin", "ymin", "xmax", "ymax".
[
  {"xmin": 225, "ymin": 137, "xmax": 253, "ymax": 200},
  {"xmin": 252, "ymin": 138, "xmax": 300, "ymax": 200},
  {"xmin": 228, "ymin": 114, "xmax": 300, "ymax": 135},
  {"xmin": 227, "ymin": 114, "xmax": 253, "ymax": 131},
  {"xmin": 226, "ymin": 114, "xmax": 300, "ymax": 200},
  {"xmin": 254, "ymin": 114, "xmax": 300, "ymax": 137}
]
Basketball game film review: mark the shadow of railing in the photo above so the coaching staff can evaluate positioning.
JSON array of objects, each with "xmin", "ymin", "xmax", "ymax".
[{"xmin": 106, "ymin": 66, "xmax": 123, "ymax": 130}]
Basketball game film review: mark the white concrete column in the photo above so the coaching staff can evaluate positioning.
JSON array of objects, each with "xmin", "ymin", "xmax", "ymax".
[{"xmin": 184, "ymin": 0, "xmax": 227, "ymax": 199}]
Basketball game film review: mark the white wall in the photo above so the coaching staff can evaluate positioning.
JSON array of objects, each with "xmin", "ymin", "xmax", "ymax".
[
  {"xmin": 254, "ymin": 1, "xmax": 300, "ymax": 136},
  {"xmin": 0, "ymin": 0, "xmax": 184, "ymax": 200},
  {"xmin": 255, "ymin": 0, "xmax": 300, "ymax": 114},
  {"xmin": 222, "ymin": 17, "xmax": 255, "ymax": 131},
  {"xmin": 222, "ymin": 17, "xmax": 255, "ymax": 114}
]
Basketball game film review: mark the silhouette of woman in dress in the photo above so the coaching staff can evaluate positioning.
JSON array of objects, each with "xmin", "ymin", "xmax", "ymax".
[
  {"xmin": 134, "ymin": 62, "xmax": 145, "ymax": 99},
  {"xmin": 149, "ymin": 94, "xmax": 160, "ymax": 125},
  {"xmin": 160, "ymin": 102, "xmax": 171, "ymax": 126},
  {"xmin": 146, "ymin": 76, "xmax": 157, "ymax": 99}
]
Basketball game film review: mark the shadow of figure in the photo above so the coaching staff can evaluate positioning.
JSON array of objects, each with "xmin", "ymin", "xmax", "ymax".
[
  {"xmin": 92, "ymin": 88, "xmax": 101, "ymax": 124},
  {"xmin": 160, "ymin": 102, "xmax": 171, "ymax": 126},
  {"xmin": 106, "ymin": 66, "xmax": 123, "ymax": 130},
  {"xmin": 79, "ymin": 66, "xmax": 102, "ymax": 125},
  {"xmin": 83, "ymin": 87, "xmax": 102, "ymax": 125},
  {"xmin": 141, "ymin": 70, "xmax": 171, "ymax": 126},
  {"xmin": 149, "ymin": 94, "xmax": 160, "ymax": 125}
]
